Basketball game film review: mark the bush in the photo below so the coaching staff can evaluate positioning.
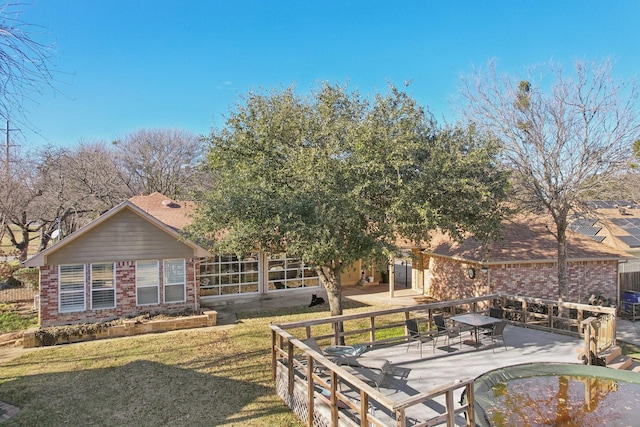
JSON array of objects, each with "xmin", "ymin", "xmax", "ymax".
[
  {"xmin": 12, "ymin": 267, "xmax": 39, "ymax": 291},
  {"xmin": 34, "ymin": 322, "xmax": 118, "ymax": 346}
]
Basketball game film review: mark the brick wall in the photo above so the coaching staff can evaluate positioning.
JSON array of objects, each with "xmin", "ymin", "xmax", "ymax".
[
  {"xmin": 426, "ymin": 256, "xmax": 618, "ymax": 303},
  {"xmin": 39, "ymin": 258, "xmax": 200, "ymax": 327}
]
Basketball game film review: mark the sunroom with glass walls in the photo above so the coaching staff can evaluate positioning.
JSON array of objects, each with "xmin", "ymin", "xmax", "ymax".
[{"xmin": 198, "ymin": 252, "xmax": 320, "ymax": 298}]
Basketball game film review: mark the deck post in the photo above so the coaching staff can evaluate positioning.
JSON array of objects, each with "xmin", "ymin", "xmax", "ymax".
[
  {"xmin": 307, "ymin": 355, "xmax": 314, "ymax": 427},
  {"xmin": 360, "ymin": 390, "xmax": 369, "ymax": 427},
  {"xmin": 330, "ymin": 370, "xmax": 338, "ymax": 427},
  {"xmin": 465, "ymin": 382, "xmax": 475, "ymax": 425},
  {"xmin": 288, "ymin": 340, "xmax": 295, "ymax": 394},
  {"xmin": 271, "ymin": 329, "xmax": 277, "ymax": 379},
  {"xmin": 445, "ymin": 390, "xmax": 455, "ymax": 426},
  {"xmin": 369, "ymin": 316, "xmax": 375, "ymax": 343}
]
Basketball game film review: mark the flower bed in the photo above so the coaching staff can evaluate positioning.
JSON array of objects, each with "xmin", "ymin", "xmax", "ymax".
[{"xmin": 22, "ymin": 310, "xmax": 217, "ymax": 348}]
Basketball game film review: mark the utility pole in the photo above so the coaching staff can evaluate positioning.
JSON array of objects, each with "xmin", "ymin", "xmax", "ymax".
[{"xmin": 5, "ymin": 120, "xmax": 19, "ymax": 176}]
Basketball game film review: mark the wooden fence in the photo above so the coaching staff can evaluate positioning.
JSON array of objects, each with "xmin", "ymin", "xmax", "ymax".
[
  {"xmin": 0, "ymin": 284, "xmax": 36, "ymax": 304},
  {"xmin": 620, "ymin": 271, "xmax": 640, "ymax": 293}
]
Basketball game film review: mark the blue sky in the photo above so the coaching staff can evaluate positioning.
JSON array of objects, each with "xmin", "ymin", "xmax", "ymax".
[{"xmin": 11, "ymin": 1, "xmax": 640, "ymax": 148}]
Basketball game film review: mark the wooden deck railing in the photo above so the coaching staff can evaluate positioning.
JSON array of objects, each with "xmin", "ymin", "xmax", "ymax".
[
  {"xmin": 271, "ymin": 328, "xmax": 474, "ymax": 427},
  {"xmin": 497, "ymin": 295, "xmax": 617, "ymax": 340},
  {"xmin": 581, "ymin": 313, "xmax": 616, "ymax": 365},
  {"xmin": 270, "ymin": 293, "xmax": 617, "ymax": 426}
]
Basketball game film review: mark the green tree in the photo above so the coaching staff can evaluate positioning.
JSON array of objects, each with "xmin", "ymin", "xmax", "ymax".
[
  {"xmin": 459, "ymin": 59, "xmax": 640, "ymax": 301},
  {"xmin": 190, "ymin": 83, "xmax": 509, "ymax": 317}
]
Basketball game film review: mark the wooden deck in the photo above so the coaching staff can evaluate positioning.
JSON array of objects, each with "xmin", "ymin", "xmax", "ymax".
[
  {"xmin": 348, "ymin": 324, "xmax": 583, "ymax": 425},
  {"xmin": 271, "ymin": 293, "xmax": 615, "ymax": 426}
]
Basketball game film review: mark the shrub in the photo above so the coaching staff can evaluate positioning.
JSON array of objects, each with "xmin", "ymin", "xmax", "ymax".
[{"xmin": 12, "ymin": 267, "xmax": 39, "ymax": 291}]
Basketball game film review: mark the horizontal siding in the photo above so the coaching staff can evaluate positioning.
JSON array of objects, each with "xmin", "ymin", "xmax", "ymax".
[{"xmin": 47, "ymin": 209, "xmax": 195, "ymax": 265}]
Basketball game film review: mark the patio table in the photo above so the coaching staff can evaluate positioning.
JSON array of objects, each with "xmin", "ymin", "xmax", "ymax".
[{"xmin": 450, "ymin": 313, "xmax": 503, "ymax": 348}]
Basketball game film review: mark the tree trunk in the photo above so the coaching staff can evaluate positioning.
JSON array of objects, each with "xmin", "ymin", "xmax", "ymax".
[
  {"xmin": 317, "ymin": 263, "xmax": 345, "ymax": 344},
  {"xmin": 555, "ymin": 217, "xmax": 570, "ymax": 321},
  {"xmin": 318, "ymin": 264, "xmax": 343, "ymax": 316},
  {"xmin": 557, "ymin": 223, "xmax": 568, "ymax": 303}
]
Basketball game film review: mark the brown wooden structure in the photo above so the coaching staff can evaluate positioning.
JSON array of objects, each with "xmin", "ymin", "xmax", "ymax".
[{"xmin": 270, "ymin": 293, "xmax": 617, "ymax": 427}]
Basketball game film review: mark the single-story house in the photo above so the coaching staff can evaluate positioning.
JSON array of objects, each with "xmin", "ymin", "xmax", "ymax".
[
  {"xmin": 413, "ymin": 215, "xmax": 631, "ymax": 305},
  {"xmin": 25, "ymin": 193, "xmax": 370, "ymax": 327},
  {"xmin": 29, "ymin": 193, "xmax": 629, "ymax": 327}
]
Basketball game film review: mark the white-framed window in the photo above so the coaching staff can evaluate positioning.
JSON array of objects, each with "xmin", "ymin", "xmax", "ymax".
[
  {"xmin": 163, "ymin": 259, "xmax": 186, "ymax": 303},
  {"xmin": 59, "ymin": 264, "xmax": 86, "ymax": 313},
  {"xmin": 136, "ymin": 260, "xmax": 159, "ymax": 305},
  {"xmin": 267, "ymin": 254, "xmax": 319, "ymax": 291},
  {"xmin": 199, "ymin": 253, "xmax": 260, "ymax": 297},
  {"xmin": 91, "ymin": 263, "xmax": 116, "ymax": 310}
]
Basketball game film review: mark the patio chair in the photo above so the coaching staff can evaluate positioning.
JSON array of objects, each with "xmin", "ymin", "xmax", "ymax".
[
  {"xmin": 303, "ymin": 338, "xmax": 391, "ymax": 374},
  {"xmin": 481, "ymin": 307, "xmax": 504, "ymax": 333},
  {"xmin": 303, "ymin": 338, "xmax": 392, "ymax": 391},
  {"xmin": 433, "ymin": 315, "xmax": 461, "ymax": 350},
  {"xmin": 405, "ymin": 318, "xmax": 434, "ymax": 357},
  {"xmin": 484, "ymin": 320, "xmax": 508, "ymax": 352},
  {"xmin": 341, "ymin": 364, "xmax": 388, "ymax": 390}
]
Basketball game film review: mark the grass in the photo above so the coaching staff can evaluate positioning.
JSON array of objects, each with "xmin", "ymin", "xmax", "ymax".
[
  {"xmin": 0, "ymin": 313, "xmax": 302, "ymax": 426},
  {"xmin": 0, "ymin": 299, "xmax": 637, "ymax": 426},
  {"xmin": 620, "ymin": 340, "xmax": 640, "ymax": 360},
  {"xmin": 0, "ymin": 225, "xmax": 40, "ymax": 256},
  {"xmin": 0, "ymin": 304, "xmax": 37, "ymax": 334},
  {"xmin": 0, "ymin": 301, "xmax": 400, "ymax": 427}
]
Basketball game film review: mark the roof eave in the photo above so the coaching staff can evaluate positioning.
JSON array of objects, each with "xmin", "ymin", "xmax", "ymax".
[{"xmin": 24, "ymin": 201, "xmax": 211, "ymax": 267}]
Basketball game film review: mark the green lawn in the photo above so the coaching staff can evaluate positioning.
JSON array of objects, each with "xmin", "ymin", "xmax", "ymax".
[{"xmin": 0, "ymin": 304, "xmax": 37, "ymax": 334}]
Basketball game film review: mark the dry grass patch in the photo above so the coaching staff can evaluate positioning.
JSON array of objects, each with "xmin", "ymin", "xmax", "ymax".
[
  {"xmin": 0, "ymin": 316, "xmax": 303, "ymax": 426},
  {"xmin": 0, "ymin": 300, "xmax": 402, "ymax": 426}
]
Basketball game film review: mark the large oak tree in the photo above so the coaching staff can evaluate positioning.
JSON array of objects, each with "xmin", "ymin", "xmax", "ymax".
[{"xmin": 190, "ymin": 83, "xmax": 509, "ymax": 317}]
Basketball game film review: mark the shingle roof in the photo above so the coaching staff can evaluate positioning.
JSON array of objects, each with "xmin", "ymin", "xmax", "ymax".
[
  {"xmin": 128, "ymin": 192, "xmax": 196, "ymax": 231},
  {"xmin": 572, "ymin": 202, "xmax": 640, "ymax": 252},
  {"xmin": 428, "ymin": 214, "xmax": 630, "ymax": 264}
]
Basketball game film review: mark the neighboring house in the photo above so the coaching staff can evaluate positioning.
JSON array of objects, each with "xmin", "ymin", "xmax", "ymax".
[
  {"xmin": 570, "ymin": 201, "xmax": 640, "ymax": 268},
  {"xmin": 25, "ymin": 193, "xmax": 368, "ymax": 327},
  {"xmin": 416, "ymin": 215, "xmax": 630, "ymax": 304}
]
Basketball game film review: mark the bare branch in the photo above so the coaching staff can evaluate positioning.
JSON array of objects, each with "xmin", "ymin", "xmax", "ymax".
[
  {"xmin": 0, "ymin": 1, "xmax": 56, "ymax": 129},
  {"xmin": 458, "ymin": 59, "xmax": 640, "ymax": 298}
]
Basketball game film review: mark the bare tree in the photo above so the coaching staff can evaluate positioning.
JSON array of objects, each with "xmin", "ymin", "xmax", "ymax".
[
  {"xmin": 0, "ymin": 1, "xmax": 55, "ymax": 129},
  {"xmin": 0, "ymin": 128, "xmax": 206, "ymax": 260},
  {"xmin": 0, "ymin": 143, "xmax": 130, "ymax": 260},
  {"xmin": 0, "ymin": 150, "xmax": 53, "ymax": 261},
  {"xmin": 113, "ymin": 128, "xmax": 205, "ymax": 199},
  {"xmin": 55, "ymin": 141, "xmax": 131, "ymax": 210},
  {"xmin": 458, "ymin": 59, "xmax": 640, "ymax": 300}
]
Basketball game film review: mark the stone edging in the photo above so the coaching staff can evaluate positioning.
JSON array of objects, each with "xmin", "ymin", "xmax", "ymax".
[{"xmin": 22, "ymin": 310, "xmax": 217, "ymax": 348}]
